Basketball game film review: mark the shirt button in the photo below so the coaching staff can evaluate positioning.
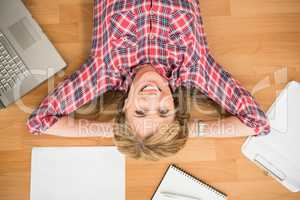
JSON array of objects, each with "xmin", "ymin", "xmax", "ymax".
[
  {"xmin": 150, "ymin": 10, "xmax": 154, "ymax": 15},
  {"xmin": 149, "ymin": 34, "xmax": 154, "ymax": 39},
  {"xmin": 166, "ymin": 70, "xmax": 172, "ymax": 78},
  {"xmin": 123, "ymin": 37, "xmax": 127, "ymax": 41}
]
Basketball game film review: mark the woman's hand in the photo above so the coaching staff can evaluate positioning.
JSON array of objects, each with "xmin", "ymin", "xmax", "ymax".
[
  {"xmin": 189, "ymin": 116, "xmax": 257, "ymax": 138},
  {"xmin": 43, "ymin": 116, "xmax": 114, "ymax": 138}
]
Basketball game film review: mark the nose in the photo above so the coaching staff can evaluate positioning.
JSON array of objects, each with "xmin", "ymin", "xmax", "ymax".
[{"xmin": 137, "ymin": 95, "xmax": 160, "ymax": 111}]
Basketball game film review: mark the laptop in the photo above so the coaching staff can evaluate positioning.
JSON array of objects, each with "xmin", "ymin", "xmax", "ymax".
[
  {"xmin": 242, "ymin": 81, "xmax": 300, "ymax": 192},
  {"xmin": 30, "ymin": 147, "xmax": 125, "ymax": 200},
  {"xmin": 0, "ymin": 0, "xmax": 66, "ymax": 108}
]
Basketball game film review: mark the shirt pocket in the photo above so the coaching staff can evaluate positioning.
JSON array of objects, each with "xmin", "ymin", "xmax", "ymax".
[
  {"xmin": 169, "ymin": 10, "xmax": 196, "ymax": 49},
  {"xmin": 109, "ymin": 10, "xmax": 138, "ymax": 49}
]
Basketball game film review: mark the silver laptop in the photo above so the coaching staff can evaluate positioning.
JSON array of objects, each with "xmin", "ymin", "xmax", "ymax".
[
  {"xmin": 0, "ymin": 0, "xmax": 66, "ymax": 108},
  {"xmin": 242, "ymin": 81, "xmax": 300, "ymax": 192}
]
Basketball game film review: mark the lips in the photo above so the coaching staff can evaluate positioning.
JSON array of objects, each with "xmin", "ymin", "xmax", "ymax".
[
  {"xmin": 141, "ymin": 85, "xmax": 159, "ymax": 91},
  {"xmin": 140, "ymin": 82, "xmax": 161, "ymax": 94}
]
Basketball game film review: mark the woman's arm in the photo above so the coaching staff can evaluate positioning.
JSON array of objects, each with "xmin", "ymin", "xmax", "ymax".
[
  {"xmin": 43, "ymin": 116, "xmax": 114, "ymax": 138},
  {"xmin": 27, "ymin": 0, "xmax": 123, "ymax": 135},
  {"xmin": 189, "ymin": 116, "xmax": 257, "ymax": 138},
  {"xmin": 27, "ymin": 56, "xmax": 122, "ymax": 134},
  {"xmin": 182, "ymin": 53, "xmax": 270, "ymax": 136}
]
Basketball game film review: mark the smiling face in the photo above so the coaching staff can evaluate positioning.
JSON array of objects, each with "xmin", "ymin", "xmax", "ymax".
[{"xmin": 123, "ymin": 64, "xmax": 176, "ymax": 138}]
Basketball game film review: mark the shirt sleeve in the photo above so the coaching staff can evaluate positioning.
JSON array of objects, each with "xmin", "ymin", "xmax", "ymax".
[
  {"xmin": 26, "ymin": 56, "xmax": 122, "ymax": 134},
  {"xmin": 180, "ymin": 53, "xmax": 271, "ymax": 136}
]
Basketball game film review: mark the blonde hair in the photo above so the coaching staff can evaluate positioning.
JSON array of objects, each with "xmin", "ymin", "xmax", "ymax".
[
  {"xmin": 113, "ymin": 120, "xmax": 187, "ymax": 160},
  {"xmin": 113, "ymin": 86, "xmax": 191, "ymax": 161},
  {"xmin": 75, "ymin": 86, "xmax": 230, "ymax": 161}
]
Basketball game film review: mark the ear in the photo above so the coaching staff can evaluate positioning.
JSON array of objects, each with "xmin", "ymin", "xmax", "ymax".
[{"xmin": 122, "ymin": 97, "xmax": 128, "ymax": 112}]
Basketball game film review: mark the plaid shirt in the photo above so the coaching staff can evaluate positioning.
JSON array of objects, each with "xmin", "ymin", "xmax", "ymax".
[{"xmin": 27, "ymin": 0, "xmax": 270, "ymax": 136}]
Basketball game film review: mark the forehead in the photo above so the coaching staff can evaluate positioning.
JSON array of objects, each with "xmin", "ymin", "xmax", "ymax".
[{"xmin": 125, "ymin": 114, "xmax": 175, "ymax": 137}]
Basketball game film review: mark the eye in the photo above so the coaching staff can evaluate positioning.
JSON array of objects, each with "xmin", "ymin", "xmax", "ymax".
[
  {"xmin": 160, "ymin": 108, "xmax": 169, "ymax": 117},
  {"xmin": 135, "ymin": 110, "xmax": 145, "ymax": 117}
]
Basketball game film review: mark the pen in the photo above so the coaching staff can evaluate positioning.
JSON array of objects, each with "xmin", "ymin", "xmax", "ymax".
[{"xmin": 159, "ymin": 191, "xmax": 202, "ymax": 200}]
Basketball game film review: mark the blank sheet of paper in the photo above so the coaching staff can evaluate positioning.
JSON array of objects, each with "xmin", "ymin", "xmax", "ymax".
[{"xmin": 30, "ymin": 147, "xmax": 125, "ymax": 200}]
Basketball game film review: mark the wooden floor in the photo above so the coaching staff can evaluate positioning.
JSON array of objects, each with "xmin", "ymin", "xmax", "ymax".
[{"xmin": 1, "ymin": 0, "xmax": 300, "ymax": 199}]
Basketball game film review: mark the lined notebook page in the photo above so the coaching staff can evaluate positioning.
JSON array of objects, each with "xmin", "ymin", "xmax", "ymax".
[{"xmin": 152, "ymin": 165, "xmax": 227, "ymax": 200}]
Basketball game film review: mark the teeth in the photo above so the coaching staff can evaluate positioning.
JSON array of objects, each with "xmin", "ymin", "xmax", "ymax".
[{"xmin": 142, "ymin": 85, "xmax": 159, "ymax": 91}]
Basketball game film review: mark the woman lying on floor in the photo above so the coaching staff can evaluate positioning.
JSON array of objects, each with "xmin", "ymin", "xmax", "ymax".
[{"xmin": 27, "ymin": 0, "xmax": 270, "ymax": 160}]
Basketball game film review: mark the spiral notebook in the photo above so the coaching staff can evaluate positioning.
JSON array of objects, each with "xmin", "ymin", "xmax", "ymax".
[{"xmin": 151, "ymin": 165, "xmax": 227, "ymax": 200}]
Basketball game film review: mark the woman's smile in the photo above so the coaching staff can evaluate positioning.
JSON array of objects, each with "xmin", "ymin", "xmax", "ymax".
[{"xmin": 139, "ymin": 82, "xmax": 161, "ymax": 95}]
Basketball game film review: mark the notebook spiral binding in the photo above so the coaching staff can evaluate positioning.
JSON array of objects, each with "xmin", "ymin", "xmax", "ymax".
[{"xmin": 171, "ymin": 165, "xmax": 227, "ymax": 199}]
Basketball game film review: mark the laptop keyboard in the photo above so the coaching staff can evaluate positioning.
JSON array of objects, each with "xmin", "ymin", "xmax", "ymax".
[{"xmin": 0, "ymin": 32, "xmax": 31, "ymax": 94}]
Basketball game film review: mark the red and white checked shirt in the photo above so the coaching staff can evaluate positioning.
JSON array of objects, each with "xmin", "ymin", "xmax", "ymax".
[{"xmin": 27, "ymin": 0, "xmax": 270, "ymax": 136}]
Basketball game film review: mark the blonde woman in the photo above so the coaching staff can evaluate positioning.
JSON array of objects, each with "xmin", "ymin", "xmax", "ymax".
[{"xmin": 27, "ymin": 0, "xmax": 270, "ymax": 160}]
